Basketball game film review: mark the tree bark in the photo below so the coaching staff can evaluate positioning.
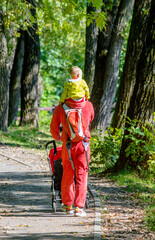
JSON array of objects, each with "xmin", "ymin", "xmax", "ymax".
[
  {"xmin": 20, "ymin": 0, "xmax": 40, "ymax": 127},
  {"xmin": 0, "ymin": 10, "xmax": 9, "ymax": 131},
  {"xmin": 90, "ymin": 1, "xmax": 118, "ymax": 128},
  {"xmin": 112, "ymin": 0, "xmax": 152, "ymax": 129},
  {"xmin": 97, "ymin": 0, "xmax": 135, "ymax": 132},
  {"xmin": 84, "ymin": 5, "xmax": 99, "ymax": 93},
  {"xmin": 37, "ymin": 73, "xmax": 43, "ymax": 108},
  {"xmin": 113, "ymin": 0, "xmax": 154, "ymax": 171},
  {"xmin": 8, "ymin": 31, "xmax": 25, "ymax": 125}
]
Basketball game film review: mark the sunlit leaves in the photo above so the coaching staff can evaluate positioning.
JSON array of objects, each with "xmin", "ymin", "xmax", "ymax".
[
  {"xmin": 87, "ymin": 11, "xmax": 107, "ymax": 30},
  {"xmin": 88, "ymin": 0, "xmax": 103, "ymax": 10},
  {"xmin": 3, "ymin": 0, "xmax": 34, "ymax": 33}
]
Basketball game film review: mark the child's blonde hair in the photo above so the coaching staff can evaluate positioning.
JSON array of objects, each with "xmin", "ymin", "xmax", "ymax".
[{"xmin": 70, "ymin": 66, "xmax": 82, "ymax": 78}]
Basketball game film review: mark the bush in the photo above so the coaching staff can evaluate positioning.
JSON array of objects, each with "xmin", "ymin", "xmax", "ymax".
[
  {"xmin": 124, "ymin": 118, "xmax": 155, "ymax": 171},
  {"xmin": 90, "ymin": 127, "xmax": 123, "ymax": 173}
]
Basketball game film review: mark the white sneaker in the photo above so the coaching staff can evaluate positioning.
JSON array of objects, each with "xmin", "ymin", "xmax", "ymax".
[
  {"xmin": 74, "ymin": 207, "xmax": 86, "ymax": 217},
  {"xmin": 61, "ymin": 204, "xmax": 74, "ymax": 214}
]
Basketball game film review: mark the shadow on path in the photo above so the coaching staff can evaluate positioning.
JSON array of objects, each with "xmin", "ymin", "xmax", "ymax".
[{"xmin": 0, "ymin": 171, "xmax": 94, "ymax": 240}]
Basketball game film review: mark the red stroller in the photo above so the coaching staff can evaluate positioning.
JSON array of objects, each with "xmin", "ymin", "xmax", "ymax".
[
  {"xmin": 46, "ymin": 140, "xmax": 89, "ymax": 212},
  {"xmin": 46, "ymin": 140, "xmax": 63, "ymax": 212}
]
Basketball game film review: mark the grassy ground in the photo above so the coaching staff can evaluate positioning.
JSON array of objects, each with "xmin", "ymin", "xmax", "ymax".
[
  {"xmin": 0, "ymin": 112, "xmax": 61, "ymax": 151},
  {"xmin": 0, "ymin": 116, "xmax": 154, "ymax": 231},
  {"xmin": 106, "ymin": 170, "xmax": 155, "ymax": 231}
]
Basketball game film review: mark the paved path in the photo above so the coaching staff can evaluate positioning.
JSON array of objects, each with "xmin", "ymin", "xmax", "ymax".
[
  {"xmin": 1, "ymin": 145, "xmax": 154, "ymax": 240},
  {"xmin": 0, "ymin": 148, "xmax": 96, "ymax": 240}
]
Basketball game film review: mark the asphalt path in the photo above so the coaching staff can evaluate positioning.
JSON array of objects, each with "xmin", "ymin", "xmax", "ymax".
[{"xmin": 0, "ymin": 154, "xmax": 97, "ymax": 240}]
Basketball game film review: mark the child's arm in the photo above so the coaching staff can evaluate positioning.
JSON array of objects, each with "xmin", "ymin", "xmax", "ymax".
[
  {"xmin": 83, "ymin": 80, "xmax": 90, "ymax": 100},
  {"xmin": 59, "ymin": 82, "xmax": 68, "ymax": 103}
]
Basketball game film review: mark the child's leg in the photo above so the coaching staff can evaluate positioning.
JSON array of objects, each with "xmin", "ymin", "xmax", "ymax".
[{"xmin": 65, "ymin": 98, "xmax": 85, "ymax": 108}]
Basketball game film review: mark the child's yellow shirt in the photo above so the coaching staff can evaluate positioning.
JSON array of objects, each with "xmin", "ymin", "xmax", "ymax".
[{"xmin": 60, "ymin": 78, "xmax": 90, "ymax": 102}]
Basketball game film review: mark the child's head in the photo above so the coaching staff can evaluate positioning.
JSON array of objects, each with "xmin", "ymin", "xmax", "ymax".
[{"xmin": 70, "ymin": 66, "xmax": 82, "ymax": 78}]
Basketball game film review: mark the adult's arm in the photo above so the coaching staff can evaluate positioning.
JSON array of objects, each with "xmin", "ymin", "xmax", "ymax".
[
  {"xmin": 89, "ymin": 101, "xmax": 95, "ymax": 123},
  {"xmin": 50, "ymin": 105, "xmax": 62, "ymax": 141}
]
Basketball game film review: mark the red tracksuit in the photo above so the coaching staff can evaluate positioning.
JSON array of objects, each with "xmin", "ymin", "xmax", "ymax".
[{"xmin": 50, "ymin": 101, "xmax": 94, "ymax": 208}]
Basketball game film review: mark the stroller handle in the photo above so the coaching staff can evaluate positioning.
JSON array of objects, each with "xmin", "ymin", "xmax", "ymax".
[{"xmin": 45, "ymin": 140, "xmax": 57, "ymax": 155}]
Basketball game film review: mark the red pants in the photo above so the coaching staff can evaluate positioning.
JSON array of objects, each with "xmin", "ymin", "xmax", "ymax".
[{"xmin": 61, "ymin": 141, "xmax": 90, "ymax": 208}]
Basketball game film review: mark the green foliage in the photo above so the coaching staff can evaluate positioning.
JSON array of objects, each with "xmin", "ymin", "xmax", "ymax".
[
  {"xmin": 124, "ymin": 118, "xmax": 155, "ymax": 170},
  {"xmin": 2, "ymin": 0, "xmax": 34, "ymax": 32},
  {"xmin": 87, "ymin": 11, "xmax": 107, "ymax": 31},
  {"xmin": 145, "ymin": 206, "xmax": 155, "ymax": 231},
  {"xmin": 2, "ymin": 0, "xmax": 123, "ymax": 108},
  {"xmin": 90, "ymin": 119, "xmax": 154, "ymax": 176},
  {"xmin": 37, "ymin": 0, "xmax": 86, "ymax": 107},
  {"xmin": 1, "ymin": 0, "xmax": 35, "ymax": 56},
  {"xmin": 88, "ymin": 0, "xmax": 103, "ymax": 10},
  {"xmin": 39, "ymin": 110, "xmax": 53, "ymax": 132},
  {"xmin": 90, "ymin": 127, "xmax": 123, "ymax": 174}
]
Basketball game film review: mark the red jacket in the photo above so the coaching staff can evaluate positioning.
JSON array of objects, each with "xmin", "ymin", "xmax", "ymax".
[{"xmin": 50, "ymin": 101, "xmax": 94, "ymax": 143}]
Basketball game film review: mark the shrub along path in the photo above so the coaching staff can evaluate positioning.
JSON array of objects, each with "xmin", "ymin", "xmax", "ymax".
[{"xmin": 0, "ymin": 145, "xmax": 154, "ymax": 239}]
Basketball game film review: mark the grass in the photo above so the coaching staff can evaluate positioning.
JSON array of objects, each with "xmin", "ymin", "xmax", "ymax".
[
  {"xmin": 0, "ymin": 111, "xmax": 61, "ymax": 151},
  {"xmin": 0, "ymin": 125, "xmax": 51, "ymax": 150}
]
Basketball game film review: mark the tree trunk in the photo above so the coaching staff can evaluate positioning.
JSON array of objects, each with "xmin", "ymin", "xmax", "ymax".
[
  {"xmin": 8, "ymin": 31, "xmax": 25, "ymax": 125},
  {"xmin": 20, "ymin": 0, "xmax": 40, "ymax": 127},
  {"xmin": 37, "ymin": 73, "xmax": 43, "ymax": 108},
  {"xmin": 112, "ymin": 0, "xmax": 152, "ymax": 129},
  {"xmin": 113, "ymin": 0, "xmax": 154, "ymax": 171},
  {"xmin": 0, "ymin": 10, "xmax": 9, "ymax": 131},
  {"xmin": 90, "ymin": 1, "xmax": 118, "ymax": 128},
  {"xmin": 84, "ymin": 5, "xmax": 99, "ymax": 93},
  {"xmin": 97, "ymin": 0, "xmax": 135, "ymax": 132}
]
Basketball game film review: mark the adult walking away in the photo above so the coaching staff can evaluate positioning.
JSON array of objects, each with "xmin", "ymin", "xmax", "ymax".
[{"xmin": 50, "ymin": 100, "xmax": 94, "ymax": 217}]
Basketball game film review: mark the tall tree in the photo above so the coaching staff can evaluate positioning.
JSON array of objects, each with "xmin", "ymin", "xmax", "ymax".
[
  {"xmin": 113, "ymin": 0, "xmax": 154, "ymax": 171},
  {"xmin": 90, "ymin": 0, "xmax": 118, "ymax": 128},
  {"xmin": 8, "ymin": 31, "xmax": 25, "ymax": 125},
  {"xmin": 97, "ymin": 0, "xmax": 135, "ymax": 131},
  {"xmin": 0, "ymin": 9, "xmax": 9, "ymax": 131},
  {"xmin": 84, "ymin": 4, "xmax": 99, "ymax": 93},
  {"xmin": 112, "ymin": 0, "xmax": 153, "ymax": 129},
  {"xmin": 20, "ymin": 0, "xmax": 40, "ymax": 127}
]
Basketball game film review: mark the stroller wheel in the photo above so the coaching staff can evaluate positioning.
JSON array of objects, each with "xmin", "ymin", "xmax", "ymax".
[
  {"xmin": 85, "ymin": 192, "xmax": 89, "ymax": 209},
  {"xmin": 52, "ymin": 201, "xmax": 56, "ymax": 212},
  {"xmin": 58, "ymin": 191, "xmax": 62, "ymax": 203},
  {"xmin": 85, "ymin": 198, "xmax": 89, "ymax": 209}
]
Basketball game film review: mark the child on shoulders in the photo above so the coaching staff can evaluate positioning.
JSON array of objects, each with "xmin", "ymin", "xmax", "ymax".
[{"xmin": 59, "ymin": 66, "xmax": 90, "ymax": 105}]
